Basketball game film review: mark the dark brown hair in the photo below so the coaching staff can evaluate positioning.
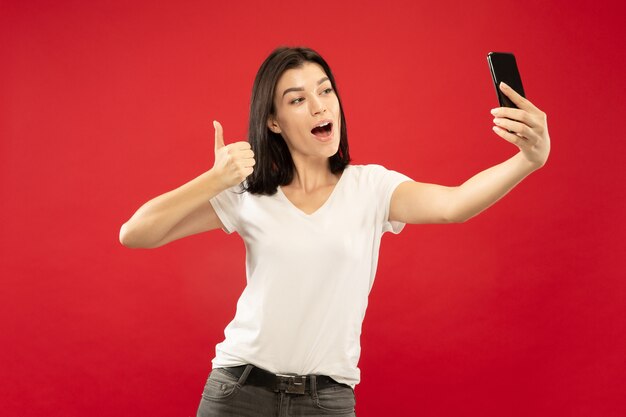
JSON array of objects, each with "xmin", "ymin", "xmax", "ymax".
[{"xmin": 243, "ymin": 46, "xmax": 350, "ymax": 195}]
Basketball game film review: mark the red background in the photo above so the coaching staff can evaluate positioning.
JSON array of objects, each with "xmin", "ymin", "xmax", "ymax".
[{"xmin": 2, "ymin": 0, "xmax": 625, "ymax": 416}]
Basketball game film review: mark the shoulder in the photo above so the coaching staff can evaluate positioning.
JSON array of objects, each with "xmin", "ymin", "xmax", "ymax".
[
  {"xmin": 345, "ymin": 164, "xmax": 405, "ymax": 183},
  {"xmin": 346, "ymin": 164, "xmax": 414, "ymax": 199},
  {"xmin": 212, "ymin": 184, "xmax": 254, "ymax": 209},
  {"xmin": 344, "ymin": 163, "xmax": 391, "ymax": 179}
]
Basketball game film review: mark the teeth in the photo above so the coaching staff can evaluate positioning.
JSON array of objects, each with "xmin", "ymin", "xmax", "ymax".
[{"xmin": 315, "ymin": 122, "xmax": 330, "ymax": 128}]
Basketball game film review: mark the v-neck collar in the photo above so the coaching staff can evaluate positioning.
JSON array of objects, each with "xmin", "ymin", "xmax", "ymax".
[{"xmin": 277, "ymin": 165, "xmax": 350, "ymax": 218}]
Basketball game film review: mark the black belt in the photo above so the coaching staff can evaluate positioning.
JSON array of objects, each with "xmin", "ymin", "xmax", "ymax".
[{"xmin": 219, "ymin": 364, "xmax": 350, "ymax": 395}]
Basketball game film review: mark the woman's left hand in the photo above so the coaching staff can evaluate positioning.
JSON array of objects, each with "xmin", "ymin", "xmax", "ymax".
[{"xmin": 491, "ymin": 82, "xmax": 551, "ymax": 168}]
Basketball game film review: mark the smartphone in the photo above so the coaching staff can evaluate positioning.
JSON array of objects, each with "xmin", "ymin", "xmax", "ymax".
[{"xmin": 487, "ymin": 52, "xmax": 525, "ymax": 108}]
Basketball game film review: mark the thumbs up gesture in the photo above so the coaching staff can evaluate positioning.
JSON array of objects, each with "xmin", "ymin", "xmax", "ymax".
[{"xmin": 212, "ymin": 120, "xmax": 255, "ymax": 189}]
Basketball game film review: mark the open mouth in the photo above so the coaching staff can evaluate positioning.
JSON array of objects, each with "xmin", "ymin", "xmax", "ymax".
[{"xmin": 311, "ymin": 121, "xmax": 333, "ymax": 138}]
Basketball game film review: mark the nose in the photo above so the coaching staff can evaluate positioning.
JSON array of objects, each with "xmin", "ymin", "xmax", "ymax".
[{"xmin": 309, "ymin": 95, "xmax": 326, "ymax": 115}]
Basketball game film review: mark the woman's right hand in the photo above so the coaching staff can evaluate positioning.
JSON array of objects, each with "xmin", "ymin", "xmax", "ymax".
[{"xmin": 211, "ymin": 120, "xmax": 255, "ymax": 189}]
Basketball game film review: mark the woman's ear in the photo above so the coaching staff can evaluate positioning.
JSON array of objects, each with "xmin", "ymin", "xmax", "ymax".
[{"xmin": 267, "ymin": 116, "xmax": 281, "ymax": 134}]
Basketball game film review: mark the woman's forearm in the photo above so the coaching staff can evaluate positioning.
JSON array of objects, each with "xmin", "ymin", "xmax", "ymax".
[
  {"xmin": 119, "ymin": 169, "xmax": 226, "ymax": 248},
  {"xmin": 449, "ymin": 152, "xmax": 542, "ymax": 222}
]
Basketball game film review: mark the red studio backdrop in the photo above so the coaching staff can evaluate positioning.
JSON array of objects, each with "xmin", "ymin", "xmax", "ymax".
[{"xmin": 1, "ymin": 1, "xmax": 625, "ymax": 416}]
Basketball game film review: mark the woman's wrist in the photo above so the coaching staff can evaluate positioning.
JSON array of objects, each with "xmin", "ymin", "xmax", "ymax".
[{"xmin": 515, "ymin": 151, "xmax": 545, "ymax": 173}]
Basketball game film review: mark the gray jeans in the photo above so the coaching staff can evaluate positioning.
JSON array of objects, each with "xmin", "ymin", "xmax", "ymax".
[{"xmin": 196, "ymin": 365, "xmax": 356, "ymax": 417}]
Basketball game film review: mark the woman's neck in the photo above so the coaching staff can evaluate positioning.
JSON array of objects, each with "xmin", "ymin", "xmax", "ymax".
[{"xmin": 288, "ymin": 155, "xmax": 338, "ymax": 193}]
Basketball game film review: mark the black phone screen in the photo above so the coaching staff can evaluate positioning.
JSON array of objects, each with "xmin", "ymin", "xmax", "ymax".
[{"xmin": 487, "ymin": 52, "xmax": 525, "ymax": 108}]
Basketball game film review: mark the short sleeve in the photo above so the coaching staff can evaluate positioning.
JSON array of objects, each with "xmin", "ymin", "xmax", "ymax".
[
  {"xmin": 209, "ymin": 185, "xmax": 245, "ymax": 234},
  {"xmin": 367, "ymin": 164, "xmax": 414, "ymax": 235}
]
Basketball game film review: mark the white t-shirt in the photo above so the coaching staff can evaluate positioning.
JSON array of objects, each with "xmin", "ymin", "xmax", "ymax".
[{"xmin": 208, "ymin": 164, "xmax": 413, "ymax": 387}]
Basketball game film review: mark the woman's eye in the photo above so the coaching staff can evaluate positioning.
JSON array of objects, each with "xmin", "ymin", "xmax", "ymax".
[{"xmin": 290, "ymin": 88, "xmax": 332, "ymax": 104}]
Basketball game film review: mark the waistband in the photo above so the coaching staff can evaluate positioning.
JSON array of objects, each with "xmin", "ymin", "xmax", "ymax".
[{"xmin": 217, "ymin": 364, "xmax": 351, "ymax": 395}]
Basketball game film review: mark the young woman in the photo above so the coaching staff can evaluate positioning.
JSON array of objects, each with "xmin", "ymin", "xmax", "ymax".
[{"xmin": 119, "ymin": 46, "xmax": 550, "ymax": 417}]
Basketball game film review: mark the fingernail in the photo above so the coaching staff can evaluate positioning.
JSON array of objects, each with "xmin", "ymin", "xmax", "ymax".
[
  {"xmin": 500, "ymin": 81, "xmax": 509, "ymax": 89},
  {"xmin": 490, "ymin": 108, "xmax": 498, "ymax": 115},
  {"xmin": 213, "ymin": 120, "xmax": 217, "ymax": 128}
]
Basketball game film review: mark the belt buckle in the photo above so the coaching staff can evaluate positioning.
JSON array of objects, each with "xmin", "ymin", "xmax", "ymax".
[{"xmin": 276, "ymin": 374, "xmax": 306, "ymax": 394}]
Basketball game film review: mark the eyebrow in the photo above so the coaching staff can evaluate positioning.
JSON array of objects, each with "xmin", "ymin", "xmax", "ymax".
[{"xmin": 282, "ymin": 77, "xmax": 330, "ymax": 98}]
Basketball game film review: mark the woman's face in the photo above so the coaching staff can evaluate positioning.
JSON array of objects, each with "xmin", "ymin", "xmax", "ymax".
[{"xmin": 268, "ymin": 62, "xmax": 341, "ymax": 162}]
